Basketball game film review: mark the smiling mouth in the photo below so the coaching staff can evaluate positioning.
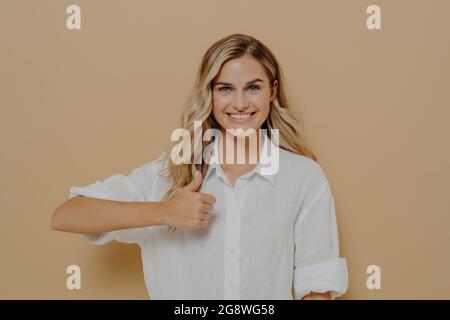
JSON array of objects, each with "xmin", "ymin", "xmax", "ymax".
[{"xmin": 226, "ymin": 112, "xmax": 257, "ymax": 121}]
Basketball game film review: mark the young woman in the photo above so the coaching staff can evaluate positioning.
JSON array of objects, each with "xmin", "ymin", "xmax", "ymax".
[{"xmin": 51, "ymin": 33, "xmax": 348, "ymax": 300}]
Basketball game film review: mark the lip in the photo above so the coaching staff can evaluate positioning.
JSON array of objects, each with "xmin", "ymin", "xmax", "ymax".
[{"xmin": 225, "ymin": 112, "xmax": 257, "ymax": 123}]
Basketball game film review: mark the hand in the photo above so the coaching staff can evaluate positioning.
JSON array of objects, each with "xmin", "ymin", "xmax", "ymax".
[{"xmin": 162, "ymin": 170, "xmax": 216, "ymax": 231}]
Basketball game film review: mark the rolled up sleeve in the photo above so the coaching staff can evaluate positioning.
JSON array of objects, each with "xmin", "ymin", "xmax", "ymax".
[
  {"xmin": 68, "ymin": 163, "xmax": 155, "ymax": 246},
  {"xmin": 293, "ymin": 175, "xmax": 349, "ymax": 300}
]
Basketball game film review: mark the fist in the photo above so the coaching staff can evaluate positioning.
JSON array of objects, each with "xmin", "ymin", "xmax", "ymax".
[{"xmin": 162, "ymin": 170, "xmax": 216, "ymax": 230}]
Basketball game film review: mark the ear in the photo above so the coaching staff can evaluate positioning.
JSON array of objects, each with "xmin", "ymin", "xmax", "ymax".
[{"xmin": 270, "ymin": 80, "xmax": 278, "ymax": 102}]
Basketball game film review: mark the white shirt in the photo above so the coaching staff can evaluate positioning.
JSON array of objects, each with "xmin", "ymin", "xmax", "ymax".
[{"xmin": 69, "ymin": 135, "xmax": 348, "ymax": 300}]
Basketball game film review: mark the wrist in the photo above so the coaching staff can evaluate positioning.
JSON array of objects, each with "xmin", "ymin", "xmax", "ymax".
[
  {"xmin": 155, "ymin": 201, "xmax": 169, "ymax": 226},
  {"xmin": 137, "ymin": 201, "xmax": 169, "ymax": 227}
]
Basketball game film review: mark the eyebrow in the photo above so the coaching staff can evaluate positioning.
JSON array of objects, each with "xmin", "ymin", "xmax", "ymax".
[{"xmin": 213, "ymin": 78, "xmax": 264, "ymax": 87}]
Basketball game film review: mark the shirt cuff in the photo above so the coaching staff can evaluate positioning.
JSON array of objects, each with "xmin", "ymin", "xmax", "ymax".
[
  {"xmin": 293, "ymin": 257, "xmax": 349, "ymax": 300},
  {"xmin": 83, "ymin": 232, "xmax": 116, "ymax": 245}
]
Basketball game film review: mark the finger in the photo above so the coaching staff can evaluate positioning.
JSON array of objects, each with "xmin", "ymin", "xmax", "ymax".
[
  {"xmin": 183, "ymin": 170, "xmax": 202, "ymax": 192},
  {"xmin": 199, "ymin": 193, "xmax": 216, "ymax": 204},
  {"xmin": 202, "ymin": 204, "xmax": 214, "ymax": 213}
]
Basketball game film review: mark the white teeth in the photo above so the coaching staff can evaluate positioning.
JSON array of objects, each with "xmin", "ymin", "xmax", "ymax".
[{"xmin": 228, "ymin": 113, "xmax": 253, "ymax": 119}]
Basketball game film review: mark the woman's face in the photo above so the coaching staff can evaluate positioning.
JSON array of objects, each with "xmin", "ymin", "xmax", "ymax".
[{"xmin": 211, "ymin": 54, "xmax": 278, "ymax": 135}]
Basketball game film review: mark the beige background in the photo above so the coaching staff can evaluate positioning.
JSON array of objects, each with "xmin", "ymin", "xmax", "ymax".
[{"xmin": 1, "ymin": 0, "xmax": 449, "ymax": 299}]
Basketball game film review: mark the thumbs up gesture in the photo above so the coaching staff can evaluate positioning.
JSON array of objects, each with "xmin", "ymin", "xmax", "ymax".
[{"xmin": 162, "ymin": 170, "xmax": 216, "ymax": 231}]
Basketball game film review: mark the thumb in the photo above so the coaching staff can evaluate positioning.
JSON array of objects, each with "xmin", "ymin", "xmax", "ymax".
[{"xmin": 183, "ymin": 170, "xmax": 202, "ymax": 192}]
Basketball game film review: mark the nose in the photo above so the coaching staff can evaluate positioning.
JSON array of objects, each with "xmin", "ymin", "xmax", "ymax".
[{"xmin": 232, "ymin": 91, "xmax": 249, "ymax": 112}]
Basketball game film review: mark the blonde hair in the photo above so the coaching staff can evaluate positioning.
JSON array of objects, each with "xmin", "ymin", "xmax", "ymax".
[{"xmin": 159, "ymin": 33, "xmax": 316, "ymax": 231}]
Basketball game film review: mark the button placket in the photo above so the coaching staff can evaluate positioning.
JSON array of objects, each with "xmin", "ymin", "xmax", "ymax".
[{"xmin": 223, "ymin": 184, "xmax": 241, "ymax": 299}]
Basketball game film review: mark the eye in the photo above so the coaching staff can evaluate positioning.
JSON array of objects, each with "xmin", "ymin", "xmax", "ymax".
[
  {"xmin": 248, "ymin": 85, "xmax": 260, "ymax": 93},
  {"xmin": 218, "ymin": 86, "xmax": 231, "ymax": 93}
]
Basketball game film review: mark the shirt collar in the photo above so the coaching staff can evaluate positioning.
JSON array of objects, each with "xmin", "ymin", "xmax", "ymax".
[{"xmin": 201, "ymin": 133, "xmax": 278, "ymax": 186}]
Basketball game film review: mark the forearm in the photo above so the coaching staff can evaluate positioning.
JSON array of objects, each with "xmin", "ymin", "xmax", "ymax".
[{"xmin": 51, "ymin": 196, "xmax": 167, "ymax": 234}]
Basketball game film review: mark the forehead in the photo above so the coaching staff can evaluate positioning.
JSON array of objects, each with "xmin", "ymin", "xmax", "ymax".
[{"xmin": 214, "ymin": 55, "xmax": 268, "ymax": 84}]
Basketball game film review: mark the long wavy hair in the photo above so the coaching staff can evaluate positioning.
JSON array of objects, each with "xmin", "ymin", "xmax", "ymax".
[{"xmin": 159, "ymin": 33, "xmax": 317, "ymax": 232}]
